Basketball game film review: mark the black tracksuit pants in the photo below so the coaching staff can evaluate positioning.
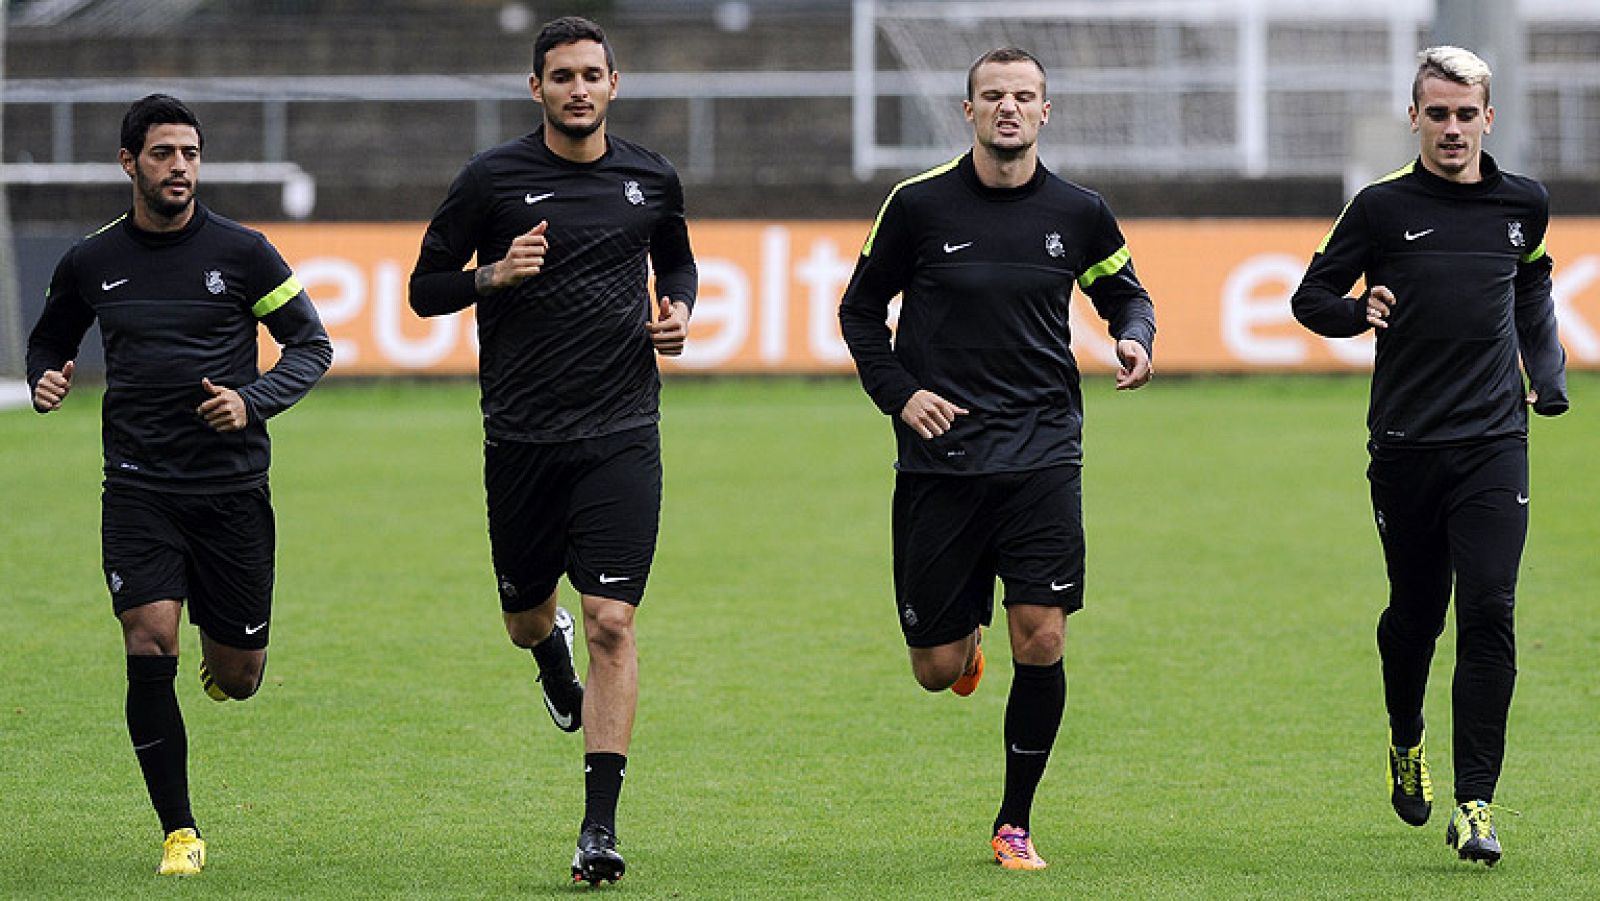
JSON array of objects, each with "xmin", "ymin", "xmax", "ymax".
[{"xmin": 1368, "ymin": 436, "xmax": 1528, "ymax": 804}]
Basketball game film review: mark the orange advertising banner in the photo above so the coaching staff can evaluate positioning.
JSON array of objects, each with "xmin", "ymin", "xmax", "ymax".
[{"xmin": 257, "ymin": 219, "xmax": 1600, "ymax": 375}]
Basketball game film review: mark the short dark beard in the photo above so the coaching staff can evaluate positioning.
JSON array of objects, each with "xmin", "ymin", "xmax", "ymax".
[
  {"xmin": 135, "ymin": 167, "xmax": 192, "ymax": 221},
  {"xmin": 988, "ymin": 143, "xmax": 1030, "ymax": 162},
  {"xmin": 546, "ymin": 110, "xmax": 605, "ymax": 141}
]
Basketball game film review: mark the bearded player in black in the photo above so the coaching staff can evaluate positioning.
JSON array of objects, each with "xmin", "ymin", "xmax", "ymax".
[
  {"xmin": 409, "ymin": 17, "xmax": 694, "ymax": 886},
  {"xmin": 840, "ymin": 47, "xmax": 1155, "ymax": 871},
  {"xmin": 27, "ymin": 94, "xmax": 332, "ymax": 876},
  {"xmin": 1292, "ymin": 46, "xmax": 1568, "ymax": 867}
]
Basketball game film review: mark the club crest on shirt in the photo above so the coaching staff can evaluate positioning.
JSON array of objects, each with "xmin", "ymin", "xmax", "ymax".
[
  {"xmin": 623, "ymin": 180, "xmax": 645, "ymax": 206},
  {"xmin": 1044, "ymin": 232, "xmax": 1065, "ymax": 258},
  {"xmin": 204, "ymin": 270, "xmax": 226, "ymax": 295},
  {"xmin": 1507, "ymin": 221, "xmax": 1525, "ymax": 248}
]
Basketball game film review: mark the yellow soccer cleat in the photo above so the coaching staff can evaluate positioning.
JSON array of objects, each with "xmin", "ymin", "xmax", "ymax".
[
  {"xmin": 1387, "ymin": 731, "xmax": 1433, "ymax": 826},
  {"xmin": 1446, "ymin": 800, "xmax": 1504, "ymax": 866},
  {"xmin": 951, "ymin": 629, "xmax": 985, "ymax": 697},
  {"xmin": 199, "ymin": 659, "xmax": 230, "ymax": 702},
  {"xmin": 157, "ymin": 828, "xmax": 206, "ymax": 876},
  {"xmin": 992, "ymin": 824, "xmax": 1048, "ymax": 870}
]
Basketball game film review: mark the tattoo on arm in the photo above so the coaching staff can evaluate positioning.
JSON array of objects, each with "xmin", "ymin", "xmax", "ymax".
[{"xmin": 474, "ymin": 264, "xmax": 497, "ymax": 296}]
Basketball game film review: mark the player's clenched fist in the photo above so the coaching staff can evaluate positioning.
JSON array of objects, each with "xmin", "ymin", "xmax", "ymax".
[
  {"xmin": 900, "ymin": 389, "xmax": 969, "ymax": 440},
  {"xmin": 1366, "ymin": 285, "xmax": 1396, "ymax": 329},
  {"xmin": 1115, "ymin": 338, "xmax": 1153, "ymax": 391},
  {"xmin": 197, "ymin": 377, "xmax": 248, "ymax": 432},
  {"xmin": 648, "ymin": 297, "xmax": 690, "ymax": 356},
  {"xmin": 32, "ymin": 359, "xmax": 75, "ymax": 412},
  {"xmin": 476, "ymin": 220, "xmax": 549, "ymax": 293}
]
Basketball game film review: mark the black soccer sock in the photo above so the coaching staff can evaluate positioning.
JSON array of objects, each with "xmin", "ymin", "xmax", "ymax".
[
  {"xmin": 530, "ymin": 623, "xmax": 572, "ymax": 676},
  {"xmin": 583, "ymin": 753, "xmax": 627, "ymax": 835},
  {"xmin": 994, "ymin": 659, "xmax": 1065, "ymax": 835},
  {"xmin": 126, "ymin": 655, "xmax": 195, "ymax": 835},
  {"xmin": 1389, "ymin": 714, "xmax": 1426, "ymax": 750}
]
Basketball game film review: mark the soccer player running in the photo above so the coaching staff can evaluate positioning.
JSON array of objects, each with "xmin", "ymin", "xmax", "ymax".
[
  {"xmin": 1291, "ymin": 46, "xmax": 1568, "ymax": 866},
  {"xmin": 408, "ymin": 16, "xmax": 694, "ymax": 886},
  {"xmin": 26, "ymin": 94, "xmax": 332, "ymax": 876},
  {"xmin": 839, "ymin": 47, "xmax": 1155, "ymax": 870}
]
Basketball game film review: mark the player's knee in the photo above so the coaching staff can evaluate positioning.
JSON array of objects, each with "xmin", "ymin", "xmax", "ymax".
[
  {"xmin": 123, "ymin": 627, "xmax": 177, "ymax": 657},
  {"xmin": 584, "ymin": 605, "xmax": 634, "ymax": 657},
  {"xmin": 215, "ymin": 667, "xmax": 262, "ymax": 700},
  {"xmin": 911, "ymin": 658, "xmax": 959, "ymax": 692},
  {"xmin": 1378, "ymin": 604, "xmax": 1447, "ymax": 643},
  {"xmin": 209, "ymin": 657, "xmax": 265, "ymax": 700},
  {"xmin": 506, "ymin": 610, "xmax": 556, "ymax": 648},
  {"xmin": 120, "ymin": 608, "xmax": 179, "ymax": 656},
  {"xmin": 1013, "ymin": 631, "xmax": 1063, "ymax": 665}
]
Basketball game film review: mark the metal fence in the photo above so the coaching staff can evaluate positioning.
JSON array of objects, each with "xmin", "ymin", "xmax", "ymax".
[{"xmin": 855, "ymin": 0, "xmax": 1600, "ymax": 182}]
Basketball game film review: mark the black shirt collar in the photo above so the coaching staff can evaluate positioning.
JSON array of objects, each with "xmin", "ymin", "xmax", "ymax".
[
  {"xmin": 1410, "ymin": 152, "xmax": 1503, "ymax": 197},
  {"xmin": 957, "ymin": 150, "xmax": 1048, "ymax": 200},
  {"xmin": 121, "ymin": 202, "xmax": 209, "ymax": 246},
  {"xmin": 529, "ymin": 127, "xmax": 614, "ymax": 169}
]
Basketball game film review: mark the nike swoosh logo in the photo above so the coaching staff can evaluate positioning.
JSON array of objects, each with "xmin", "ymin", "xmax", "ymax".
[
  {"xmin": 943, "ymin": 241, "xmax": 973, "ymax": 253},
  {"xmin": 1404, "ymin": 229, "xmax": 1435, "ymax": 241},
  {"xmin": 1010, "ymin": 743, "xmax": 1049, "ymax": 756},
  {"xmin": 133, "ymin": 738, "xmax": 165, "ymax": 751},
  {"xmin": 1050, "ymin": 581, "xmax": 1075, "ymax": 592},
  {"xmin": 102, "ymin": 278, "xmax": 129, "ymax": 291},
  {"xmin": 598, "ymin": 574, "xmax": 630, "ymax": 584},
  {"xmin": 525, "ymin": 192, "xmax": 554, "ymax": 204},
  {"xmin": 547, "ymin": 697, "xmax": 575, "ymax": 730},
  {"xmin": 1516, "ymin": 494, "xmax": 1530, "ymax": 505},
  {"xmin": 244, "ymin": 622, "xmax": 267, "ymax": 635}
]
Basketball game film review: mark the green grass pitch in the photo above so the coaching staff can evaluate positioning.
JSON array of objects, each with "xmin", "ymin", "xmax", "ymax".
[{"xmin": 2, "ymin": 375, "xmax": 1597, "ymax": 898}]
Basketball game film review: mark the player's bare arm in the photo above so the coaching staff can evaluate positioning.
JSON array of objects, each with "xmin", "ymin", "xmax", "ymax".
[
  {"xmin": 1114, "ymin": 339, "xmax": 1153, "ymax": 391},
  {"xmin": 648, "ymin": 297, "xmax": 690, "ymax": 356},
  {"xmin": 1366, "ymin": 285, "xmax": 1395, "ymax": 329},
  {"xmin": 197, "ymin": 377, "xmax": 248, "ymax": 433},
  {"xmin": 901, "ymin": 389, "xmax": 969, "ymax": 439},
  {"xmin": 477, "ymin": 220, "xmax": 549, "ymax": 294},
  {"xmin": 32, "ymin": 360, "xmax": 75, "ymax": 412}
]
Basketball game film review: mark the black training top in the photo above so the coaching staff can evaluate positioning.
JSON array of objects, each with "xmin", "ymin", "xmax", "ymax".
[
  {"xmin": 26, "ymin": 204, "xmax": 332, "ymax": 493},
  {"xmin": 409, "ymin": 129, "xmax": 698, "ymax": 444},
  {"xmin": 1292, "ymin": 154, "xmax": 1568, "ymax": 446},
  {"xmin": 839, "ymin": 152, "xmax": 1157, "ymax": 475}
]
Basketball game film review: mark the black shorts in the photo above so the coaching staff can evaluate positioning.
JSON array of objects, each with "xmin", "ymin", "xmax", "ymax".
[
  {"xmin": 101, "ymin": 483, "xmax": 276, "ymax": 650},
  {"xmin": 485, "ymin": 426, "xmax": 662, "ymax": 611},
  {"xmin": 892, "ymin": 464, "xmax": 1085, "ymax": 649}
]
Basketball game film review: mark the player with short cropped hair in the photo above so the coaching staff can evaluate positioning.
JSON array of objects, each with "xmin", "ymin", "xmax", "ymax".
[
  {"xmin": 839, "ymin": 46, "xmax": 1156, "ymax": 871},
  {"xmin": 1291, "ymin": 45, "xmax": 1568, "ymax": 867},
  {"xmin": 408, "ymin": 15, "xmax": 695, "ymax": 887},
  {"xmin": 26, "ymin": 93, "xmax": 332, "ymax": 876}
]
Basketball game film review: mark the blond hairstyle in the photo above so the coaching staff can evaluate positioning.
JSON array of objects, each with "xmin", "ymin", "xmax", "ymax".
[{"xmin": 1412, "ymin": 45, "xmax": 1491, "ymax": 106}]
